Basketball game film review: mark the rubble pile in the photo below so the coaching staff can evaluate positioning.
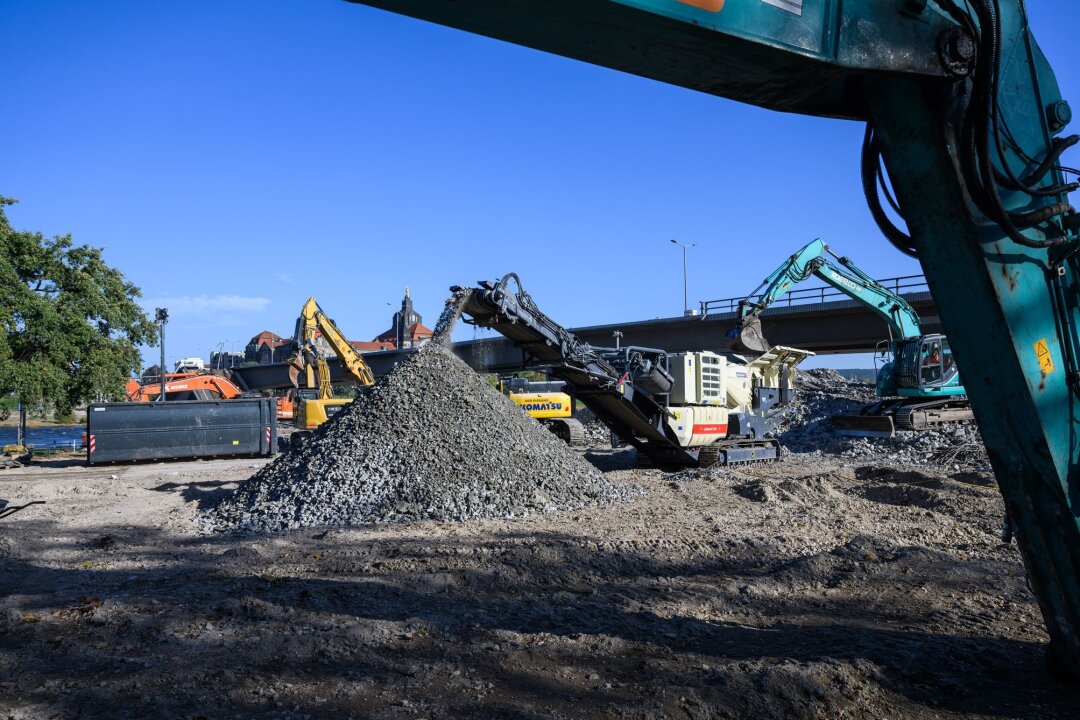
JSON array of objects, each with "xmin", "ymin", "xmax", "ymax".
[
  {"xmin": 779, "ymin": 368, "xmax": 989, "ymax": 469},
  {"xmin": 204, "ymin": 342, "xmax": 639, "ymax": 534},
  {"xmin": 574, "ymin": 407, "xmax": 614, "ymax": 447}
]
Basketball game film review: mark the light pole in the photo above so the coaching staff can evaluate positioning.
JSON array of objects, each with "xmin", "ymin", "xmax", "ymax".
[
  {"xmin": 670, "ymin": 239, "xmax": 696, "ymax": 316},
  {"xmin": 154, "ymin": 308, "xmax": 169, "ymax": 401}
]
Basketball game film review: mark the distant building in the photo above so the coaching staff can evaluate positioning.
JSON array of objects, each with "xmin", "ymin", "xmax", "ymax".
[
  {"xmin": 374, "ymin": 287, "xmax": 433, "ymax": 350},
  {"xmin": 209, "ymin": 351, "xmax": 245, "ymax": 369},
  {"xmin": 241, "ymin": 288, "xmax": 432, "ymax": 364},
  {"xmin": 245, "ymin": 331, "xmax": 291, "ymax": 364}
]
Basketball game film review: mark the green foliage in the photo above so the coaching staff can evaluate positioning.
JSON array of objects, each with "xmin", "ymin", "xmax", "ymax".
[
  {"xmin": 0, "ymin": 197, "xmax": 158, "ymax": 417},
  {"xmin": 332, "ymin": 384, "xmax": 359, "ymax": 399}
]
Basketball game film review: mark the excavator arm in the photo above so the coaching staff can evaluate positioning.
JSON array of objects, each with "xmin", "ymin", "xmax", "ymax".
[
  {"xmin": 730, "ymin": 238, "xmax": 923, "ymax": 353},
  {"xmin": 288, "ymin": 297, "xmax": 376, "ymax": 391},
  {"xmin": 343, "ymin": 0, "xmax": 1080, "ymax": 673}
]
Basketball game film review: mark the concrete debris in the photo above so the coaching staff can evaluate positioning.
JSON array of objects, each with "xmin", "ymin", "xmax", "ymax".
[
  {"xmin": 778, "ymin": 368, "xmax": 989, "ymax": 470},
  {"xmin": 574, "ymin": 407, "xmax": 614, "ymax": 448},
  {"xmin": 202, "ymin": 343, "xmax": 639, "ymax": 534}
]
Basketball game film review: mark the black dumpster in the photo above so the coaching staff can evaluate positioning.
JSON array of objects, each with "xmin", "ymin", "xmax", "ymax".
[{"xmin": 86, "ymin": 399, "xmax": 276, "ymax": 465}]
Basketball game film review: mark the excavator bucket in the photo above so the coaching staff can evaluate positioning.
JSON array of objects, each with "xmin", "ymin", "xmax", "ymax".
[
  {"xmin": 831, "ymin": 413, "xmax": 896, "ymax": 439},
  {"xmin": 727, "ymin": 317, "xmax": 771, "ymax": 355}
]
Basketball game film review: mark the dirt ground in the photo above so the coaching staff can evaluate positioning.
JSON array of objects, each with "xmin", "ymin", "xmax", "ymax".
[{"xmin": 2, "ymin": 449, "xmax": 1079, "ymax": 719}]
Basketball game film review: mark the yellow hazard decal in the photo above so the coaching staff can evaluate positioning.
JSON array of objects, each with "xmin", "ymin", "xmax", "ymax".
[{"xmin": 1035, "ymin": 338, "xmax": 1055, "ymax": 375}]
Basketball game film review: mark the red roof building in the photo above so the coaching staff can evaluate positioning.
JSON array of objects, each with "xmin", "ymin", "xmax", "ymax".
[
  {"xmin": 245, "ymin": 331, "xmax": 291, "ymax": 364},
  {"xmin": 243, "ymin": 288, "xmax": 431, "ymax": 363}
]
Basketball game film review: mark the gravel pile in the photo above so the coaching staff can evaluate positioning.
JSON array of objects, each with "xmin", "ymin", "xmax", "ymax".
[
  {"xmin": 202, "ymin": 342, "xmax": 639, "ymax": 533},
  {"xmin": 778, "ymin": 368, "xmax": 989, "ymax": 470}
]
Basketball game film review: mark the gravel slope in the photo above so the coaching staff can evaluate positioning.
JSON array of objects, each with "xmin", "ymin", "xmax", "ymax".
[{"xmin": 203, "ymin": 344, "xmax": 638, "ymax": 533}]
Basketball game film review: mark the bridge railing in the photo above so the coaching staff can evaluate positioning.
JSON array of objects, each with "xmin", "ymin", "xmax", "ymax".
[{"xmin": 699, "ymin": 275, "xmax": 929, "ymax": 317}]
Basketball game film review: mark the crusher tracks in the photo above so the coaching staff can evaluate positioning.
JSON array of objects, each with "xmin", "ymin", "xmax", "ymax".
[
  {"xmin": 636, "ymin": 439, "xmax": 781, "ymax": 470},
  {"xmin": 545, "ymin": 417, "xmax": 587, "ymax": 448},
  {"xmin": 698, "ymin": 438, "xmax": 781, "ymax": 468}
]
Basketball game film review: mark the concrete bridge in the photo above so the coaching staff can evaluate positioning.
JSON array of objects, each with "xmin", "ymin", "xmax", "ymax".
[{"xmin": 230, "ymin": 275, "xmax": 937, "ymax": 388}]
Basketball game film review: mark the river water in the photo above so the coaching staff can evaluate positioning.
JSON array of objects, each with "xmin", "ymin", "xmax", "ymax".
[{"xmin": 0, "ymin": 425, "xmax": 85, "ymax": 449}]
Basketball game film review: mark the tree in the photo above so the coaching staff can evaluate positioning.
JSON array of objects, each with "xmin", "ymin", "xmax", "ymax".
[{"xmin": 0, "ymin": 197, "xmax": 158, "ymax": 418}]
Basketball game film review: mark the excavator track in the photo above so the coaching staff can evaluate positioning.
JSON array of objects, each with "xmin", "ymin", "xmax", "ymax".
[
  {"xmin": 891, "ymin": 397, "xmax": 974, "ymax": 431},
  {"xmin": 544, "ymin": 417, "xmax": 587, "ymax": 448},
  {"xmin": 833, "ymin": 397, "xmax": 973, "ymax": 437}
]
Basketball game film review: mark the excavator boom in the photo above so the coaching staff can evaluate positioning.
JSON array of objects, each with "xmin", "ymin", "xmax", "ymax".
[
  {"xmin": 730, "ymin": 238, "xmax": 923, "ymax": 354},
  {"xmin": 289, "ymin": 297, "xmax": 376, "ymax": 390}
]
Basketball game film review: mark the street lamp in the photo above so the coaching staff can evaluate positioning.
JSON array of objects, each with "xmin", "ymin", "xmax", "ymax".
[
  {"xmin": 670, "ymin": 239, "xmax": 697, "ymax": 316},
  {"xmin": 154, "ymin": 308, "xmax": 169, "ymax": 401}
]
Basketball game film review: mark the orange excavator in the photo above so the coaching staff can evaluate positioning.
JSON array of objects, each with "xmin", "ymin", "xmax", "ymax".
[
  {"xmin": 126, "ymin": 372, "xmax": 244, "ymax": 402},
  {"xmin": 124, "ymin": 372, "xmax": 294, "ymax": 420}
]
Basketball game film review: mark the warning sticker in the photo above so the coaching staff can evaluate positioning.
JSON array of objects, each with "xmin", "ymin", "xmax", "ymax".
[
  {"xmin": 1034, "ymin": 338, "xmax": 1055, "ymax": 375},
  {"xmin": 761, "ymin": 0, "xmax": 803, "ymax": 15}
]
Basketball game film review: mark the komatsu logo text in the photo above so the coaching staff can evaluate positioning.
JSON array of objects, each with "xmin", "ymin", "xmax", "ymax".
[{"xmin": 522, "ymin": 402, "xmax": 565, "ymax": 412}]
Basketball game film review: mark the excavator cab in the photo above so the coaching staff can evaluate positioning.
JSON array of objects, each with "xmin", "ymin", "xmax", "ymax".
[{"xmin": 894, "ymin": 335, "xmax": 963, "ymax": 395}]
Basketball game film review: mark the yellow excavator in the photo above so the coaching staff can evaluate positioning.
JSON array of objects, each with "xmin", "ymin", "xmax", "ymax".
[
  {"xmin": 286, "ymin": 297, "xmax": 376, "ymax": 433},
  {"xmin": 496, "ymin": 376, "xmax": 586, "ymax": 447}
]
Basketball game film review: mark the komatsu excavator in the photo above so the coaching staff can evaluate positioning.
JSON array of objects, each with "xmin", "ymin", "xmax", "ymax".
[
  {"xmin": 344, "ymin": 0, "xmax": 1080, "ymax": 675},
  {"xmin": 496, "ymin": 376, "xmax": 587, "ymax": 447},
  {"xmin": 728, "ymin": 238, "xmax": 974, "ymax": 436},
  {"xmin": 457, "ymin": 273, "xmax": 812, "ymax": 468},
  {"xmin": 287, "ymin": 297, "xmax": 376, "ymax": 431}
]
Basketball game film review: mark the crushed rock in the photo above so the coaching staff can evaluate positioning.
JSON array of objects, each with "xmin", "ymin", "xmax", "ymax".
[
  {"xmin": 574, "ymin": 407, "xmax": 614, "ymax": 447},
  {"xmin": 779, "ymin": 368, "xmax": 990, "ymax": 470},
  {"xmin": 202, "ymin": 343, "xmax": 639, "ymax": 533}
]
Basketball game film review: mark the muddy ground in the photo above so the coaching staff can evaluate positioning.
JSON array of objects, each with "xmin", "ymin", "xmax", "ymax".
[{"xmin": 2, "ymin": 449, "xmax": 1079, "ymax": 719}]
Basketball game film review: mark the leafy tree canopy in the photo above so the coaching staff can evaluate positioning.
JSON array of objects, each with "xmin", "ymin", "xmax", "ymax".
[{"xmin": 0, "ymin": 197, "xmax": 158, "ymax": 417}]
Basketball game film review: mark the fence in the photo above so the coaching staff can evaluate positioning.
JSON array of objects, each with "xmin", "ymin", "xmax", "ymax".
[{"xmin": 699, "ymin": 275, "xmax": 929, "ymax": 317}]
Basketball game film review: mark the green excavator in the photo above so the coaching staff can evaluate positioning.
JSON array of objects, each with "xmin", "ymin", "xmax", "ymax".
[{"xmin": 728, "ymin": 238, "xmax": 973, "ymax": 437}]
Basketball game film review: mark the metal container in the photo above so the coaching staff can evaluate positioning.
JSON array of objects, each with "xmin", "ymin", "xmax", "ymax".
[{"xmin": 86, "ymin": 399, "xmax": 276, "ymax": 465}]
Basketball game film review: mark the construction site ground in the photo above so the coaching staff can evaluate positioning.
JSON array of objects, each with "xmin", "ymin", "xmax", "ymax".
[{"xmin": 3, "ymin": 448, "xmax": 1080, "ymax": 719}]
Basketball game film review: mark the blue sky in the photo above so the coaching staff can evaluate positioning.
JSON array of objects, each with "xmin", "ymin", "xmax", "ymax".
[{"xmin": 2, "ymin": 0, "xmax": 1076, "ymax": 370}]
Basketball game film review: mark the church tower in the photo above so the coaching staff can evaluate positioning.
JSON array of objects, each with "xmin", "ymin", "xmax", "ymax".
[{"xmin": 392, "ymin": 287, "xmax": 422, "ymax": 349}]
